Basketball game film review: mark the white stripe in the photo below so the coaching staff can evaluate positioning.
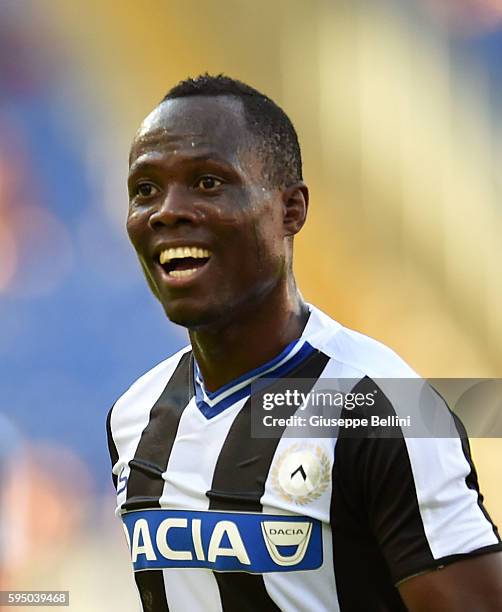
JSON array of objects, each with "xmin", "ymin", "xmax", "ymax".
[
  {"xmin": 404, "ymin": 435, "xmax": 499, "ymax": 559},
  {"xmin": 160, "ymin": 395, "xmax": 246, "ymax": 611},
  {"xmin": 162, "ymin": 569, "xmax": 222, "ymax": 612},
  {"xmin": 111, "ymin": 349, "xmax": 190, "ymax": 514},
  {"xmin": 158, "ymin": 396, "xmax": 246, "ymax": 509},
  {"xmin": 261, "ymin": 435, "xmax": 339, "ymax": 611},
  {"xmin": 262, "ymin": 524, "xmax": 339, "ymax": 612}
]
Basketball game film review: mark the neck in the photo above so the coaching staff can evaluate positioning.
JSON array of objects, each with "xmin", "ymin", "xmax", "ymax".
[{"xmin": 189, "ymin": 278, "xmax": 309, "ymax": 392}]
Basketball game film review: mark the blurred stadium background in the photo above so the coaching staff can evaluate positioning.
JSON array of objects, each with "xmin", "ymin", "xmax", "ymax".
[{"xmin": 1, "ymin": 0, "xmax": 501, "ymax": 608}]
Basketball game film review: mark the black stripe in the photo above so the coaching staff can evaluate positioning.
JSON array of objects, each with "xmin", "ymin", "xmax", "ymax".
[
  {"xmin": 331, "ymin": 377, "xmax": 429, "ymax": 610},
  {"xmin": 106, "ymin": 404, "xmax": 119, "ymax": 489},
  {"xmin": 135, "ymin": 570, "xmax": 169, "ymax": 612},
  {"xmin": 124, "ymin": 351, "xmax": 193, "ymax": 511},
  {"xmin": 209, "ymin": 350, "xmax": 330, "ymax": 612},
  {"xmin": 213, "ymin": 573, "xmax": 280, "ymax": 612}
]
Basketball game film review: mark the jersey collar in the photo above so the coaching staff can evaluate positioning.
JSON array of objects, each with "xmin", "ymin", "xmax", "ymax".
[{"xmin": 193, "ymin": 305, "xmax": 323, "ymax": 419}]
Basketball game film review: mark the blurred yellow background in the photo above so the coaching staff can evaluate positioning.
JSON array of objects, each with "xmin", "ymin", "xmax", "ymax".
[{"xmin": 1, "ymin": 1, "xmax": 501, "ymax": 609}]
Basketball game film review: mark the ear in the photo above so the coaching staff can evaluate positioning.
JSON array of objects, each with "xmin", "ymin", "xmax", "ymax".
[{"xmin": 282, "ymin": 182, "xmax": 309, "ymax": 237}]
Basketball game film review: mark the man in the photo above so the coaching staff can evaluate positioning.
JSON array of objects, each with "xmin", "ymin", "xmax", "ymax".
[{"xmin": 107, "ymin": 74, "xmax": 502, "ymax": 611}]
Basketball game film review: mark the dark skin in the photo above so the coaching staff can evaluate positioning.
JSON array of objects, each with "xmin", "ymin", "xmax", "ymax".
[
  {"xmin": 127, "ymin": 96, "xmax": 309, "ymax": 391},
  {"xmin": 399, "ymin": 553, "xmax": 502, "ymax": 611},
  {"xmin": 127, "ymin": 95, "xmax": 502, "ymax": 610}
]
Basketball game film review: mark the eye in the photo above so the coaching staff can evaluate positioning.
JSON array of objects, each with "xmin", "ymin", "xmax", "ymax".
[
  {"xmin": 195, "ymin": 176, "xmax": 223, "ymax": 191},
  {"xmin": 134, "ymin": 181, "xmax": 159, "ymax": 198}
]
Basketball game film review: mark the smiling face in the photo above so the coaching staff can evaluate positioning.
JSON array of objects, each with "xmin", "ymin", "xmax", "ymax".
[{"xmin": 127, "ymin": 96, "xmax": 294, "ymax": 329}]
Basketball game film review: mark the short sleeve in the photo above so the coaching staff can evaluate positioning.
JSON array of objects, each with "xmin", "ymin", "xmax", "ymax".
[{"xmin": 345, "ymin": 377, "xmax": 502, "ymax": 584}]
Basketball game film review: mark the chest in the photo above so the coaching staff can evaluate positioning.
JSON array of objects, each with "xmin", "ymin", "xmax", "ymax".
[{"xmin": 116, "ymin": 397, "xmax": 335, "ymax": 524}]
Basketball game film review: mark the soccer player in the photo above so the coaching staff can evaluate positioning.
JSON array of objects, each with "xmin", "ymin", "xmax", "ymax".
[{"xmin": 107, "ymin": 75, "xmax": 502, "ymax": 611}]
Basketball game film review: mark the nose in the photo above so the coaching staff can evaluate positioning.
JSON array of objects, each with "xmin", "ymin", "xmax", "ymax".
[{"xmin": 148, "ymin": 186, "xmax": 199, "ymax": 230}]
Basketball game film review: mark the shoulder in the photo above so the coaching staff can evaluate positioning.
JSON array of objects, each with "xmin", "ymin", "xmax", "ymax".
[
  {"xmin": 306, "ymin": 304, "xmax": 419, "ymax": 379},
  {"xmin": 107, "ymin": 345, "xmax": 192, "ymax": 435}
]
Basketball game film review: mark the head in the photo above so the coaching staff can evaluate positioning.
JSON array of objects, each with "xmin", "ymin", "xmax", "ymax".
[{"xmin": 126, "ymin": 74, "xmax": 308, "ymax": 329}]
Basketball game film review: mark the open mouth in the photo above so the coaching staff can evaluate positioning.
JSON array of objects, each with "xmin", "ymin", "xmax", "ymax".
[{"xmin": 158, "ymin": 246, "xmax": 211, "ymax": 279}]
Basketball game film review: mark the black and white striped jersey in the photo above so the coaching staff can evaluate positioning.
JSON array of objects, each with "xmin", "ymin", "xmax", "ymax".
[{"xmin": 106, "ymin": 304, "xmax": 501, "ymax": 612}]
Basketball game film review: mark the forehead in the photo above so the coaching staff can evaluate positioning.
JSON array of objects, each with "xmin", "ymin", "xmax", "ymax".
[{"xmin": 129, "ymin": 96, "xmax": 252, "ymax": 166}]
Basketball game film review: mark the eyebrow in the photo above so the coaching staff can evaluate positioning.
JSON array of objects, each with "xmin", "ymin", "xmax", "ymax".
[{"xmin": 128, "ymin": 152, "xmax": 235, "ymax": 176}]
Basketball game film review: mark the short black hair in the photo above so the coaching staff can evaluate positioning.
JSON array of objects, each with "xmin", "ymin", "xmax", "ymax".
[{"xmin": 161, "ymin": 74, "xmax": 303, "ymax": 188}]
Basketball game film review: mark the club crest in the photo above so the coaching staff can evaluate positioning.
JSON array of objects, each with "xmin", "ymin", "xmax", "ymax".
[{"xmin": 270, "ymin": 443, "xmax": 331, "ymax": 505}]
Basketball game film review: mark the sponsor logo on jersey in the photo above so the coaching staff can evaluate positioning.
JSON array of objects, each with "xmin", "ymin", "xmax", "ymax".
[
  {"xmin": 122, "ymin": 509, "xmax": 322, "ymax": 572},
  {"xmin": 261, "ymin": 521, "xmax": 313, "ymax": 566},
  {"xmin": 270, "ymin": 443, "xmax": 331, "ymax": 505}
]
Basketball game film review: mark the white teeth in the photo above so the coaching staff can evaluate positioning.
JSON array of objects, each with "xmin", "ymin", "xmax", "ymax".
[
  {"xmin": 168, "ymin": 268, "xmax": 199, "ymax": 278},
  {"xmin": 159, "ymin": 246, "xmax": 211, "ymax": 265}
]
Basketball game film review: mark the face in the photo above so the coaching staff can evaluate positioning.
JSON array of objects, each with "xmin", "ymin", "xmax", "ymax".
[{"xmin": 127, "ymin": 96, "xmax": 291, "ymax": 329}]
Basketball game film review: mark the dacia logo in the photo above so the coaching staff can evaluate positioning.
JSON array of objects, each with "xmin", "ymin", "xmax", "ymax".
[
  {"xmin": 122, "ymin": 509, "xmax": 322, "ymax": 573},
  {"xmin": 261, "ymin": 521, "xmax": 312, "ymax": 566}
]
